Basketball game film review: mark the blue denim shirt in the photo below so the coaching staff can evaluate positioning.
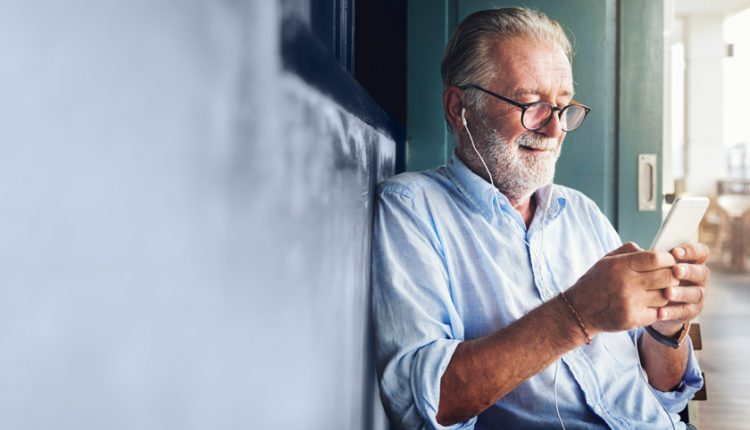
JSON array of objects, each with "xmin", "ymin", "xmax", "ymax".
[{"xmin": 372, "ymin": 154, "xmax": 703, "ymax": 429}]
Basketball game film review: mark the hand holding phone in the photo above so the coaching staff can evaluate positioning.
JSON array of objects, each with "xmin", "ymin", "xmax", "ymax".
[{"xmin": 647, "ymin": 197, "xmax": 710, "ymax": 337}]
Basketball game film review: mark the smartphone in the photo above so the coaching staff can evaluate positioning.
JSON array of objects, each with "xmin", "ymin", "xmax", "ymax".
[{"xmin": 650, "ymin": 197, "xmax": 710, "ymax": 252}]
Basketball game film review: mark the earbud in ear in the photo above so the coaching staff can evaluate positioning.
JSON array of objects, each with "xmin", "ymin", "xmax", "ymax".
[{"xmin": 461, "ymin": 108, "xmax": 467, "ymax": 126}]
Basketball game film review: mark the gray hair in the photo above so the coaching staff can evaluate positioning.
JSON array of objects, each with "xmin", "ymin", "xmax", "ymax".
[{"xmin": 441, "ymin": 7, "xmax": 574, "ymax": 127}]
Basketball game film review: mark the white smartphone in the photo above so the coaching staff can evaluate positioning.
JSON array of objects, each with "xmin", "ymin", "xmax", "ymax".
[{"xmin": 650, "ymin": 197, "xmax": 710, "ymax": 252}]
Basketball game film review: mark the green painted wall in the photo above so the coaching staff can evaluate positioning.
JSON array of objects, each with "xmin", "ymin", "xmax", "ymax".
[{"xmin": 406, "ymin": 0, "xmax": 454, "ymax": 171}]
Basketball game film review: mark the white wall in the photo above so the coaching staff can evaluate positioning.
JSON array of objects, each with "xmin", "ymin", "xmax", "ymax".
[{"xmin": 683, "ymin": 15, "xmax": 728, "ymax": 195}]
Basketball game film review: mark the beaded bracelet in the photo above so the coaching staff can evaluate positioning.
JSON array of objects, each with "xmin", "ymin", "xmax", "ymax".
[{"xmin": 559, "ymin": 291, "xmax": 592, "ymax": 345}]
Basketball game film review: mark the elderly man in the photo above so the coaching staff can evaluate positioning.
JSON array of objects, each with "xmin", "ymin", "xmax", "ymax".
[{"xmin": 372, "ymin": 7, "xmax": 707, "ymax": 430}]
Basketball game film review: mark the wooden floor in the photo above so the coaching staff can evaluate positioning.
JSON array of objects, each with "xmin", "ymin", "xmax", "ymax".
[{"xmin": 695, "ymin": 264, "xmax": 750, "ymax": 430}]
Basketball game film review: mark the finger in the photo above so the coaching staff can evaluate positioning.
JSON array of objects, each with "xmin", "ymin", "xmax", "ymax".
[
  {"xmin": 640, "ymin": 267, "xmax": 680, "ymax": 290},
  {"xmin": 672, "ymin": 242, "xmax": 710, "ymax": 264},
  {"xmin": 606, "ymin": 241, "xmax": 642, "ymax": 257},
  {"xmin": 657, "ymin": 302, "xmax": 702, "ymax": 321},
  {"xmin": 663, "ymin": 286, "xmax": 706, "ymax": 305},
  {"xmin": 628, "ymin": 251, "xmax": 677, "ymax": 272},
  {"xmin": 639, "ymin": 307, "xmax": 659, "ymax": 327},
  {"xmin": 644, "ymin": 289, "xmax": 670, "ymax": 308},
  {"xmin": 672, "ymin": 263, "xmax": 710, "ymax": 286}
]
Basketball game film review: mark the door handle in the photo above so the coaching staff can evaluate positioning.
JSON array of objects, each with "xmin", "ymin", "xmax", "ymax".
[{"xmin": 638, "ymin": 154, "xmax": 657, "ymax": 211}]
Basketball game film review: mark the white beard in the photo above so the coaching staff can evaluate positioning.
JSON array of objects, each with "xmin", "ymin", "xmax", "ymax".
[{"xmin": 479, "ymin": 127, "xmax": 560, "ymax": 203}]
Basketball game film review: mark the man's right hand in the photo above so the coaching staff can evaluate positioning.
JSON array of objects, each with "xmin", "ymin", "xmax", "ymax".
[{"xmin": 566, "ymin": 242, "xmax": 679, "ymax": 334}]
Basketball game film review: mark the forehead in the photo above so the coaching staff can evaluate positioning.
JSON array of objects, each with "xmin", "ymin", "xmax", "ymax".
[{"xmin": 487, "ymin": 38, "xmax": 573, "ymax": 96}]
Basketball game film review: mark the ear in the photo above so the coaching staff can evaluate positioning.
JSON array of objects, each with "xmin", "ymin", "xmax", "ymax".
[{"xmin": 443, "ymin": 86, "xmax": 465, "ymax": 134}]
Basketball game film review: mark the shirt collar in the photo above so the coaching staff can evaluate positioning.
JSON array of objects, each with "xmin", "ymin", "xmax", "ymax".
[
  {"xmin": 533, "ymin": 182, "xmax": 568, "ymax": 227},
  {"xmin": 444, "ymin": 152, "xmax": 567, "ymax": 223}
]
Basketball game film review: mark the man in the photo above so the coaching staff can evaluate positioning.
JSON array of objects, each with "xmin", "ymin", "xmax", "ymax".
[{"xmin": 372, "ymin": 7, "xmax": 707, "ymax": 430}]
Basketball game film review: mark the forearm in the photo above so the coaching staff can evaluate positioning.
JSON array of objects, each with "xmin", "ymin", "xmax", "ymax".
[
  {"xmin": 436, "ymin": 295, "xmax": 591, "ymax": 426},
  {"xmin": 639, "ymin": 329, "xmax": 689, "ymax": 391}
]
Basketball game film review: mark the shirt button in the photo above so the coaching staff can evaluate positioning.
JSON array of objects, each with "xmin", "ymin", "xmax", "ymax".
[{"xmin": 594, "ymin": 405, "xmax": 603, "ymax": 414}]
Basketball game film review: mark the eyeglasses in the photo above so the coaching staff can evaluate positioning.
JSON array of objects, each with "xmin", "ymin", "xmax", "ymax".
[{"xmin": 458, "ymin": 84, "xmax": 591, "ymax": 132}]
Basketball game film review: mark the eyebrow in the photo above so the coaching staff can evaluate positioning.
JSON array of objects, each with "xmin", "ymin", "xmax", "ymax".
[{"xmin": 513, "ymin": 88, "xmax": 575, "ymax": 99}]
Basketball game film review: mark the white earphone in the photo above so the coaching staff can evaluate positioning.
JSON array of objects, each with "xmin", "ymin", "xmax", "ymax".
[{"xmin": 460, "ymin": 106, "xmax": 495, "ymax": 189}]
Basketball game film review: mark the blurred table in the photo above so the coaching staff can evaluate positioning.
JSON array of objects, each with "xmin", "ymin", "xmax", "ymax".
[{"xmin": 716, "ymin": 194, "xmax": 750, "ymax": 272}]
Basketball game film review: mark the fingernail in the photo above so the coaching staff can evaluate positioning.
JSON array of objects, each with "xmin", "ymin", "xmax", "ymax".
[
  {"xmin": 674, "ymin": 247, "xmax": 686, "ymax": 257},
  {"xmin": 677, "ymin": 265, "xmax": 686, "ymax": 277}
]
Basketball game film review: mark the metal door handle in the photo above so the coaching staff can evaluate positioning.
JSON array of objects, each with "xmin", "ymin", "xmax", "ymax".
[{"xmin": 638, "ymin": 154, "xmax": 657, "ymax": 211}]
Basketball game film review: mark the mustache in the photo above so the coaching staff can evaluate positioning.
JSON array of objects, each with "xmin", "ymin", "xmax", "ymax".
[
  {"xmin": 481, "ymin": 127, "xmax": 558, "ymax": 152},
  {"xmin": 515, "ymin": 134, "xmax": 558, "ymax": 151}
]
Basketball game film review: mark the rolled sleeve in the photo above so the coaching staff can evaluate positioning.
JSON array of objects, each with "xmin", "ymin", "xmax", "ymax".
[
  {"xmin": 372, "ymin": 185, "xmax": 474, "ymax": 429},
  {"xmin": 651, "ymin": 335, "xmax": 704, "ymax": 413},
  {"xmin": 633, "ymin": 328, "xmax": 705, "ymax": 413}
]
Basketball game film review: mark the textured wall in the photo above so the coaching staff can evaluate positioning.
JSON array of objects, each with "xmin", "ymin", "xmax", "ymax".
[{"xmin": 0, "ymin": 1, "xmax": 394, "ymax": 428}]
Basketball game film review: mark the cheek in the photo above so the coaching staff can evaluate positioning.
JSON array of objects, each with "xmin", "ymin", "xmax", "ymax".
[
  {"xmin": 492, "ymin": 117, "xmax": 526, "ymax": 144},
  {"xmin": 483, "ymin": 105, "xmax": 519, "ymax": 129},
  {"xmin": 498, "ymin": 110, "xmax": 523, "ymax": 131}
]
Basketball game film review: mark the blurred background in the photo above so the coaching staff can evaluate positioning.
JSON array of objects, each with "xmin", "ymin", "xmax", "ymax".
[
  {"xmin": 0, "ymin": 0, "xmax": 747, "ymax": 429},
  {"xmin": 667, "ymin": 1, "xmax": 750, "ymax": 429}
]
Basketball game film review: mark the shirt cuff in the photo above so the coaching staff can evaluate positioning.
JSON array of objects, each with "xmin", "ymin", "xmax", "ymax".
[
  {"xmin": 410, "ymin": 339, "xmax": 477, "ymax": 430},
  {"xmin": 647, "ymin": 334, "xmax": 705, "ymax": 413}
]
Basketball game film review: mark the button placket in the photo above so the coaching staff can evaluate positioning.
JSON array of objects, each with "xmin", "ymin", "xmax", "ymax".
[{"xmin": 527, "ymin": 236, "xmax": 553, "ymax": 301}]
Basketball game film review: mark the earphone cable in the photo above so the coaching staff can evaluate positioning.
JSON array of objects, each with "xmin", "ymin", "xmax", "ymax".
[
  {"xmin": 463, "ymin": 110, "xmax": 565, "ymax": 429},
  {"xmin": 462, "ymin": 109, "xmax": 495, "ymax": 189}
]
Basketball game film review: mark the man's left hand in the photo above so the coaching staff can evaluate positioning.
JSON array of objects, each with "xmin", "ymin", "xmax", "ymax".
[{"xmin": 651, "ymin": 242, "xmax": 710, "ymax": 336}]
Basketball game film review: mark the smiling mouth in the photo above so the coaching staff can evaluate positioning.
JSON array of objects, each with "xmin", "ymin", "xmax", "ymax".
[{"xmin": 519, "ymin": 145, "xmax": 552, "ymax": 153}]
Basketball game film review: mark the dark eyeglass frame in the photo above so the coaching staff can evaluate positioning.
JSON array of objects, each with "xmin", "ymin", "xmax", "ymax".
[{"xmin": 458, "ymin": 84, "xmax": 591, "ymax": 132}]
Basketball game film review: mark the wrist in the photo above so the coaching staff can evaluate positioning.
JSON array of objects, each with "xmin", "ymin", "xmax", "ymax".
[
  {"xmin": 650, "ymin": 320, "xmax": 686, "ymax": 337},
  {"xmin": 558, "ymin": 291, "xmax": 594, "ymax": 345},
  {"xmin": 645, "ymin": 321, "xmax": 691, "ymax": 349}
]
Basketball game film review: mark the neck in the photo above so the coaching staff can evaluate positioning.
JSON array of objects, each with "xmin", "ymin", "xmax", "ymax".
[
  {"xmin": 510, "ymin": 193, "xmax": 536, "ymax": 228},
  {"xmin": 455, "ymin": 148, "xmax": 541, "ymax": 228}
]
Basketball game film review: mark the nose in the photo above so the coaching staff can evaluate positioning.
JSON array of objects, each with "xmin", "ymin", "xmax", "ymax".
[{"xmin": 536, "ymin": 110, "xmax": 565, "ymax": 138}]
